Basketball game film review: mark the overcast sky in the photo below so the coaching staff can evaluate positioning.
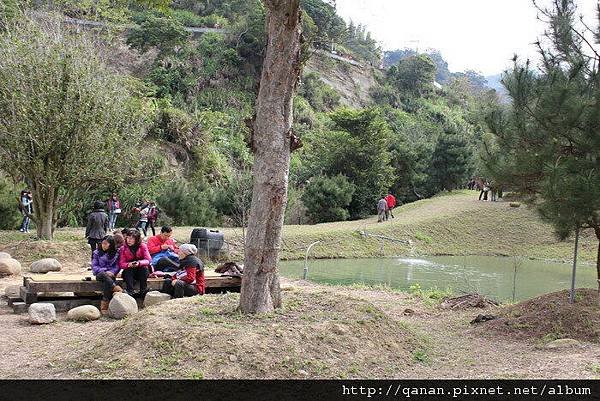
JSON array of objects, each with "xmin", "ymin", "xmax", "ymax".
[{"xmin": 335, "ymin": 0, "xmax": 599, "ymax": 76}]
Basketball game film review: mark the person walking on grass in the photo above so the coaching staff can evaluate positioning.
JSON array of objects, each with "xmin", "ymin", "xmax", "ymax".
[
  {"xmin": 85, "ymin": 201, "xmax": 108, "ymax": 258},
  {"xmin": 92, "ymin": 235, "xmax": 123, "ymax": 315},
  {"xmin": 147, "ymin": 202, "xmax": 159, "ymax": 237},
  {"xmin": 119, "ymin": 228, "xmax": 151, "ymax": 297},
  {"xmin": 106, "ymin": 193, "xmax": 121, "ymax": 231},
  {"xmin": 135, "ymin": 202, "xmax": 150, "ymax": 237},
  {"xmin": 161, "ymin": 243, "xmax": 205, "ymax": 298},
  {"xmin": 377, "ymin": 197, "xmax": 388, "ymax": 222},
  {"xmin": 385, "ymin": 192, "xmax": 397, "ymax": 219},
  {"xmin": 18, "ymin": 190, "xmax": 33, "ymax": 233}
]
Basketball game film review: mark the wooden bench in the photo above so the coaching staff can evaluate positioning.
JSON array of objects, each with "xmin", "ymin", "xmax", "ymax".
[{"xmin": 9, "ymin": 272, "xmax": 241, "ymax": 312}]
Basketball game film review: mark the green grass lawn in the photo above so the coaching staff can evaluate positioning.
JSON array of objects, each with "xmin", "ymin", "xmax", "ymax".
[{"xmin": 0, "ymin": 190, "xmax": 596, "ymax": 264}]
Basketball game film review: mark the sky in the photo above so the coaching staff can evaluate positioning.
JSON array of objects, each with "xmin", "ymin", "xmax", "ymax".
[{"xmin": 334, "ymin": 0, "xmax": 599, "ymax": 76}]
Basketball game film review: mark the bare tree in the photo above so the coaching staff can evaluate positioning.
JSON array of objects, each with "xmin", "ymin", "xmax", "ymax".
[{"xmin": 239, "ymin": 0, "xmax": 302, "ymax": 313}]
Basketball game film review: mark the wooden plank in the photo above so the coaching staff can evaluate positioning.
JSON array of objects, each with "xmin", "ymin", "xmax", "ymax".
[
  {"xmin": 25, "ymin": 276, "xmax": 241, "ymax": 293},
  {"xmin": 19, "ymin": 286, "xmax": 37, "ymax": 304}
]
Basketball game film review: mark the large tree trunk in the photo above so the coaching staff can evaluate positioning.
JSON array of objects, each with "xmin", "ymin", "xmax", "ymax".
[
  {"xmin": 239, "ymin": 0, "xmax": 302, "ymax": 314},
  {"xmin": 32, "ymin": 185, "xmax": 57, "ymax": 240}
]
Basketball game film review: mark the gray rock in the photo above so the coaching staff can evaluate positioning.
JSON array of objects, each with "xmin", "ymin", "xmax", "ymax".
[
  {"xmin": 67, "ymin": 305, "xmax": 101, "ymax": 322},
  {"xmin": 30, "ymin": 258, "xmax": 62, "ymax": 273},
  {"xmin": 228, "ymin": 354, "xmax": 238, "ymax": 362},
  {"xmin": 0, "ymin": 258, "xmax": 21, "ymax": 276},
  {"xmin": 28, "ymin": 303, "xmax": 56, "ymax": 324},
  {"xmin": 109, "ymin": 292, "xmax": 138, "ymax": 319},
  {"xmin": 0, "ymin": 252, "xmax": 11, "ymax": 259},
  {"xmin": 545, "ymin": 338, "xmax": 581, "ymax": 349},
  {"xmin": 143, "ymin": 291, "xmax": 171, "ymax": 308},
  {"xmin": 4, "ymin": 285, "xmax": 20, "ymax": 298}
]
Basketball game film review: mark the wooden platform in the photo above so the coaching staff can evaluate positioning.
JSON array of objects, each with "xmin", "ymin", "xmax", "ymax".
[{"xmin": 9, "ymin": 272, "xmax": 241, "ymax": 312}]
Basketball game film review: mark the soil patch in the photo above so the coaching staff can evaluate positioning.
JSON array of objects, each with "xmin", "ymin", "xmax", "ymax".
[{"xmin": 480, "ymin": 288, "xmax": 600, "ymax": 343}]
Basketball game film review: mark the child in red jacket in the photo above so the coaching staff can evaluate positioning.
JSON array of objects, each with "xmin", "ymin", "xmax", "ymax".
[{"xmin": 161, "ymin": 244, "xmax": 205, "ymax": 298}]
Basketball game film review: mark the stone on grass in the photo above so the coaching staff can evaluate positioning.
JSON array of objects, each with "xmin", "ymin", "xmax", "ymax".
[
  {"xmin": 0, "ymin": 252, "xmax": 11, "ymax": 259},
  {"xmin": 29, "ymin": 303, "xmax": 56, "ymax": 324},
  {"xmin": 109, "ymin": 292, "xmax": 138, "ymax": 319},
  {"xmin": 509, "ymin": 202, "xmax": 521, "ymax": 208},
  {"xmin": 0, "ymin": 258, "xmax": 21, "ymax": 276},
  {"xmin": 144, "ymin": 291, "xmax": 171, "ymax": 308},
  {"xmin": 30, "ymin": 258, "xmax": 62, "ymax": 273},
  {"xmin": 545, "ymin": 338, "xmax": 581, "ymax": 349},
  {"xmin": 67, "ymin": 305, "xmax": 101, "ymax": 322}
]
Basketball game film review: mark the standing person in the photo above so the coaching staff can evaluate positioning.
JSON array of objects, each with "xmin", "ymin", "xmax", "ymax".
[
  {"xmin": 161, "ymin": 244, "xmax": 205, "ymax": 298},
  {"xmin": 377, "ymin": 197, "xmax": 388, "ymax": 223},
  {"xmin": 135, "ymin": 203, "xmax": 150, "ymax": 237},
  {"xmin": 18, "ymin": 190, "xmax": 33, "ymax": 233},
  {"xmin": 106, "ymin": 193, "xmax": 121, "ymax": 231},
  {"xmin": 91, "ymin": 235, "xmax": 123, "ymax": 315},
  {"xmin": 384, "ymin": 193, "xmax": 397, "ymax": 219},
  {"xmin": 119, "ymin": 229, "xmax": 151, "ymax": 297},
  {"xmin": 85, "ymin": 201, "xmax": 108, "ymax": 258},
  {"xmin": 147, "ymin": 226, "xmax": 179, "ymax": 272},
  {"xmin": 147, "ymin": 202, "xmax": 159, "ymax": 237}
]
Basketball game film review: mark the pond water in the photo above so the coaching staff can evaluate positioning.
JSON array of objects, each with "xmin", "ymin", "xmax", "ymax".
[{"xmin": 279, "ymin": 256, "xmax": 597, "ymax": 302}]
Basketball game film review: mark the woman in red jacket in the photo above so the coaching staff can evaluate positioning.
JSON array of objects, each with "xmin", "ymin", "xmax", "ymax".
[
  {"xmin": 161, "ymin": 243, "xmax": 205, "ymax": 298},
  {"xmin": 119, "ymin": 228, "xmax": 151, "ymax": 296}
]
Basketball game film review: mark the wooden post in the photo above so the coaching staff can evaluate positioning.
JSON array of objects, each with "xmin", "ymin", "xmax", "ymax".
[{"xmin": 569, "ymin": 226, "xmax": 580, "ymax": 304}]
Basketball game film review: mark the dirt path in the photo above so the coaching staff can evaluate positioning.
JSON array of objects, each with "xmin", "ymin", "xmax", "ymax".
[{"xmin": 0, "ymin": 279, "xmax": 598, "ymax": 379}]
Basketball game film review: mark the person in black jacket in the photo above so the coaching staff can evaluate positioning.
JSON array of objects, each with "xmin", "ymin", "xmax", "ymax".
[{"xmin": 85, "ymin": 201, "xmax": 109, "ymax": 258}]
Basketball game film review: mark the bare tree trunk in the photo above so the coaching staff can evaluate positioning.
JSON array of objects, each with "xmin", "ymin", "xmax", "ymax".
[
  {"xmin": 32, "ymin": 185, "xmax": 56, "ymax": 240},
  {"xmin": 595, "ymin": 227, "xmax": 600, "ymax": 295},
  {"xmin": 239, "ymin": 0, "xmax": 302, "ymax": 314}
]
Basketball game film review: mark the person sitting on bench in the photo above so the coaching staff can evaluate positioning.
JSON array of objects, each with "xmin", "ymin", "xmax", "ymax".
[
  {"xmin": 162, "ymin": 244, "xmax": 205, "ymax": 298},
  {"xmin": 147, "ymin": 226, "xmax": 179, "ymax": 272},
  {"xmin": 92, "ymin": 235, "xmax": 123, "ymax": 315},
  {"xmin": 119, "ymin": 228, "xmax": 151, "ymax": 297}
]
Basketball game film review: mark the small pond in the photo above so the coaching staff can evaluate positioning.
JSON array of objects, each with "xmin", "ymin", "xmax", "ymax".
[{"xmin": 279, "ymin": 256, "xmax": 597, "ymax": 302}]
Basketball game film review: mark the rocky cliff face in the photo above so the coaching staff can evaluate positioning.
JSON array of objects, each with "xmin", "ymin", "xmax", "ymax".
[{"xmin": 305, "ymin": 52, "xmax": 378, "ymax": 108}]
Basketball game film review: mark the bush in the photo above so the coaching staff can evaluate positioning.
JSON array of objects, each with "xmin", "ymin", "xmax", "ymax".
[
  {"xmin": 0, "ymin": 175, "xmax": 22, "ymax": 230},
  {"xmin": 302, "ymin": 175, "xmax": 355, "ymax": 223},
  {"xmin": 156, "ymin": 180, "xmax": 220, "ymax": 226}
]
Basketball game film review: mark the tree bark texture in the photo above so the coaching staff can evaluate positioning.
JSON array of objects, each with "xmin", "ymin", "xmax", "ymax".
[
  {"xmin": 239, "ymin": 0, "xmax": 302, "ymax": 313},
  {"xmin": 32, "ymin": 183, "xmax": 58, "ymax": 240}
]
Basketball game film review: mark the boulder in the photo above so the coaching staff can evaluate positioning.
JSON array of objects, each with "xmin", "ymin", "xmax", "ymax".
[
  {"xmin": 545, "ymin": 338, "xmax": 581, "ymax": 349},
  {"xmin": 144, "ymin": 291, "xmax": 171, "ymax": 308},
  {"xmin": 0, "ymin": 252, "xmax": 11, "ymax": 259},
  {"xmin": 4, "ymin": 285, "xmax": 20, "ymax": 298},
  {"xmin": 67, "ymin": 305, "xmax": 101, "ymax": 322},
  {"xmin": 28, "ymin": 303, "xmax": 56, "ymax": 324},
  {"xmin": 0, "ymin": 258, "xmax": 21, "ymax": 276},
  {"xmin": 509, "ymin": 202, "xmax": 521, "ymax": 208},
  {"xmin": 30, "ymin": 258, "xmax": 62, "ymax": 273},
  {"xmin": 109, "ymin": 292, "xmax": 138, "ymax": 319}
]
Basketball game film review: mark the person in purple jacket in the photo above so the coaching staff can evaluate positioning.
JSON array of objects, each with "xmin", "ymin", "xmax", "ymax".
[{"xmin": 92, "ymin": 235, "xmax": 123, "ymax": 315}]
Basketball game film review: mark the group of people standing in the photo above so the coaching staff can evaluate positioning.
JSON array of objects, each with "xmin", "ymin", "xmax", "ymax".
[
  {"xmin": 106, "ymin": 194, "xmax": 160, "ymax": 236},
  {"xmin": 467, "ymin": 178, "xmax": 502, "ymax": 202},
  {"xmin": 377, "ymin": 193, "xmax": 397, "ymax": 222},
  {"xmin": 86, "ymin": 200, "xmax": 204, "ymax": 315}
]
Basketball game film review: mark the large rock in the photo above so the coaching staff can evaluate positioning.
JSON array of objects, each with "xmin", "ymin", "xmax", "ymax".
[
  {"xmin": 28, "ymin": 303, "xmax": 56, "ymax": 324},
  {"xmin": 109, "ymin": 292, "xmax": 138, "ymax": 319},
  {"xmin": 67, "ymin": 305, "xmax": 101, "ymax": 322},
  {"xmin": 0, "ymin": 252, "xmax": 11, "ymax": 259},
  {"xmin": 0, "ymin": 258, "xmax": 21, "ymax": 276},
  {"xmin": 30, "ymin": 258, "xmax": 62, "ymax": 273},
  {"xmin": 144, "ymin": 291, "xmax": 171, "ymax": 308},
  {"xmin": 545, "ymin": 338, "xmax": 581, "ymax": 349}
]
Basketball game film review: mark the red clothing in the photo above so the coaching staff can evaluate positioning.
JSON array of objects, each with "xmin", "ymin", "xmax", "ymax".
[
  {"xmin": 385, "ymin": 194, "xmax": 396, "ymax": 209},
  {"xmin": 177, "ymin": 255, "xmax": 205, "ymax": 295},
  {"xmin": 147, "ymin": 235, "xmax": 179, "ymax": 255},
  {"xmin": 119, "ymin": 243, "xmax": 151, "ymax": 270}
]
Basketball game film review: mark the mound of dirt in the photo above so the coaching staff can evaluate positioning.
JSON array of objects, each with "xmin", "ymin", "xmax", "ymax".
[
  {"xmin": 480, "ymin": 288, "xmax": 600, "ymax": 343},
  {"xmin": 0, "ymin": 239, "xmax": 89, "ymax": 273},
  {"xmin": 60, "ymin": 290, "xmax": 424, "ymax": 379}
]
